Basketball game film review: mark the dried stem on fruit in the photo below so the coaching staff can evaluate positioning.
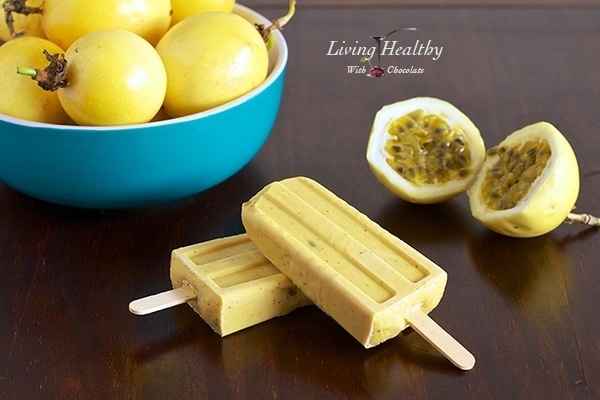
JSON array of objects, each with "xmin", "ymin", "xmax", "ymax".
[
  {"xmin": 16, "ymin": 49, "xmax": 68, "ymax": 91},
  {"xmin": 3, "ymin": 0, "xmax": 42, "ymax": 38},
  {"xmin": 565, "ymin": 212, "xmax": 600, "ymax": 227},
  {"xmin": 256, "ymin": 0, "xmax": 296, "ymax": 43}
]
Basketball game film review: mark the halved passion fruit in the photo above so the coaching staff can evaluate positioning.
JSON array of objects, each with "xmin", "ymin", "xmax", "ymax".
[
  {"xmin": 366, "ymin": 97, "xmax": 486, "ymax": 204},
  {"xmin": 367, "ymin": 99, "xmax": 599, "ymax": 237},
  {"xmin": 467, "ymin": 121, "xmax": 580, "ymax": 238}
]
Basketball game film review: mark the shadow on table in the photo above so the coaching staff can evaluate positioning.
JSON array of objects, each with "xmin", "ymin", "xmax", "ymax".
[
  {"xmin": 468, "ymin": 230, "xmax": 575, "ymax": 319},
  {"xmin": 373, "ymin": 195, "xmax": 474, "ymax": 246},
  {"xmin": 133, "ymin": 304, "xmax": 467, "ymax": 399}
]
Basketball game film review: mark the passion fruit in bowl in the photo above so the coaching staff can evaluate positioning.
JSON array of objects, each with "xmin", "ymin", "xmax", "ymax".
[{"xmin": 0, "ymin": 4, "xmax": 288, "ymax": 209}]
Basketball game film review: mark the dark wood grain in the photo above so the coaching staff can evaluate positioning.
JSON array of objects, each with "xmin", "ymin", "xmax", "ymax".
[{"xmin": 1, "ymin": 3, "xmax": 600, "ymax": 400}]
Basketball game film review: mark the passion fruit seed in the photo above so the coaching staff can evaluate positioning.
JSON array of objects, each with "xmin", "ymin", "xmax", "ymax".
[
  {"xmin": 481, "ymin": 139, "xmax": 550, "ymax": 210},
  {"xmin": 384, "ymin": 109, "xmax": 472, "ymax": 186}
]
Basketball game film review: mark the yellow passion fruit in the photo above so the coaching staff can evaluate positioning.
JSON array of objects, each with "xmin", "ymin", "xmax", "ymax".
[
  {"xmin": 367, "ymin": 97, "xmax": 486, "ymax": 204},
  {"xmin": 367, "ymin": 97, "xmax": 597, "ymax": 237},
  {"xmin": 467, "ymin": 122, "xmax": 579, "ymax": 237}
]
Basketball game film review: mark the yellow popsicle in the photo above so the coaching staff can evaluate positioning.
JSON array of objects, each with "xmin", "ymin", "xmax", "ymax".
[
  {"xmin": 241, "ymin": 177, "xmax": 474, "ymax": 369},
  {"xmin": 129, "ymin": 234, "xmax": 311, "ymax": 336}
]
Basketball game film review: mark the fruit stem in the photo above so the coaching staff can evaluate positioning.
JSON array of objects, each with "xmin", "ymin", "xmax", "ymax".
[
  {"xmin": 16, "ymin": 66, "xmax": 37, "ymax": 78},
  {"xmin": 3, "ymin": 0, "xmax": 43, "ymax": 38},
  {"xmin": 258, "ymin": 0, "xmax": 296, "ymax": 42},
  {"xmin": 16, "ymin": 49, "xmax": 68, "ymax": 92},
  {"xmin": 565, "ymin": 212, "xmax": 600, "ymax": 227}
]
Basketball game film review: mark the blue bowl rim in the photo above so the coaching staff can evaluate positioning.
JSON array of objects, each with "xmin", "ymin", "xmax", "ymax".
[{"xmin": 0, "ymin": 3, "xmax": 289, "ymax": 132}]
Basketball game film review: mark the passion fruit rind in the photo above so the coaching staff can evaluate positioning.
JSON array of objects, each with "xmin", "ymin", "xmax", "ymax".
[
  {"xmin": 467, "ymin": 121, "xmax": 579, "ymax": 238},
  {"xmin": 367, "ymin": 97, "xmax": 486, "ymax": 204}
]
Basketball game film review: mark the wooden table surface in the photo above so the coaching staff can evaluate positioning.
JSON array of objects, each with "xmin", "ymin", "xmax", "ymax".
[{"xmin": 2, "ymin": 1, "xmax": 600, "ymax": 399}]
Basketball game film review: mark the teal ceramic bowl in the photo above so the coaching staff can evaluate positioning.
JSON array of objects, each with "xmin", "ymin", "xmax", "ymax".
[{"xmin": 0, "ymin": 4, "xmax": 287, "ymax": 209}]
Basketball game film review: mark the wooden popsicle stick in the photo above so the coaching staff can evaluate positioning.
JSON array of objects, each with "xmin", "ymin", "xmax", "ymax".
[
  {"xmin": 129, "ymin": 285, "xmax": 197, "ymax": 315},
  {"xmin": 406, "ymin": 309, "xmax": 476, "ymax": 370}
]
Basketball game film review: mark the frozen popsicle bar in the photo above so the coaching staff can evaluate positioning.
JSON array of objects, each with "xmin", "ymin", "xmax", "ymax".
[
  {"xmin": 241, "ymin": 177, "xmax": 475, "ymax": 369},
  {"xmin": 129, "ymin": 234, "xmax": 311, "ymax": 336}
]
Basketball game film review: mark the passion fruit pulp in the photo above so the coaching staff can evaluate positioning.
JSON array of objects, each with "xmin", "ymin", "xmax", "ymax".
[
  {"xmin": 467, "ymin": 122, "xmax": 580, "ymax": 238},
  {"xmin": 366, "ymin": 97, "xmax": 486, "ymax": 204}
]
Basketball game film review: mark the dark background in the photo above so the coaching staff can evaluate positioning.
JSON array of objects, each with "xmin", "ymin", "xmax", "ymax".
[{"xmin": 1, "ymin": 1, "xmax": 599, "ymax": 399}]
